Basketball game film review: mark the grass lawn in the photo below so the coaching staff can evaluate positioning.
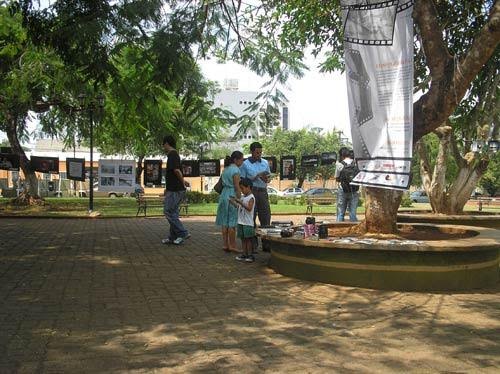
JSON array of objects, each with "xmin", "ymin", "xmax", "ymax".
[{"xmin": 0, "ymin": 197, "xmax": 497, "ymax": 218}]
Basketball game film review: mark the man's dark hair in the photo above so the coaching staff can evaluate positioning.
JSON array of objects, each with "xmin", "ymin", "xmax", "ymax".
[
  {"xmin": 348, "ymin": 149, "xmax": 355, "ymax": 159},
  {"xmin": 239, "ymin": 177, "xmax": 253, "ymax": 188},
  {"xmin": 163, "ymin": 135, "xmax": 176, "ymax": 148},
  {"xmin": 250, "ymin": 142, "xmax": 263, "ymax": 151},
  {"xmin": 338, "ymin": 147, "xmax": 350, "ymax": 161}
]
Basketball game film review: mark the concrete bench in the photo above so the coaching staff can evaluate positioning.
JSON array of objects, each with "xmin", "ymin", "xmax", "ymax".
[
  {"xmin": 136, "ymin": 194, "xmax": 189, "ymax": 217},
  {"xmin": 306, "ymin": 197, "xmax": 336, "ymax": 214}
]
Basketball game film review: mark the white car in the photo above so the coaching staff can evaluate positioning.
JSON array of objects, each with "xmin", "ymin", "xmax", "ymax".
[
  {"xmin": 267, "ymin": 186, "xmax": 280, "ymax": 196},
  {"xmin": 281, "ymin": 187, "xmax": 304, "ymax": 197}
]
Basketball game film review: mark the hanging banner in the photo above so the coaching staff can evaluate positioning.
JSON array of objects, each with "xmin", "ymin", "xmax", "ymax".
[
  {"xmin": 144, "ymin": 159, "xmax": 163, "ymax": 185},
  {"xmin": 301, "ymin": 155, "xmax": 320, "ymax": 169},
  {"xmin": 66, "ymin": 158, "xmax": 86, "ymax": 181},
  {"xmin": 0, "ymin": 153, "xmax": 20, "ymax": 171},
  {"xmin": 30, "ymin": 156, "xmax": 59, "ymax": 174},
  {"xmin": 199, "ymin": 159, "xmax": 221, "ymax": 177},
  {"xmin": 280, "ymin": 156, "xmax": 296, "ymax": 181},
  {"xmin": 181, "ymin": 160, "xmax": 200, "ymax": 177},
  {"xmin": 342, "ymin": 0, "xmax": 414, "ymax": 190}
]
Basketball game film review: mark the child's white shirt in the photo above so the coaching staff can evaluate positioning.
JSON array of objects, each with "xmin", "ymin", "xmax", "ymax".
[{"xmin": 237, "ymin": 193, "xmax": 255, "ymax": 226}]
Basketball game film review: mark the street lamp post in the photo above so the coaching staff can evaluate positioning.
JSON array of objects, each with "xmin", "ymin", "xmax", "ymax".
[
  {"xmin": 199, "ymin": 142, "xmax": 209, "ymax": 193},
  {"xmin": 79, "ymin": 93, "xmax": 104, "ymax": 213}
]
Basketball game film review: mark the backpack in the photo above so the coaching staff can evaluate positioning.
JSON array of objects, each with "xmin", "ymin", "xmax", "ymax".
[{"xmin": 339, "ymin": 161, "xmax": 359, "ymax": 193}]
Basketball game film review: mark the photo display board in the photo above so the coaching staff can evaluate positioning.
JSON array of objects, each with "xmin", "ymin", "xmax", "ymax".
[
  {"xmin": 181, "ymin": 160, "xmax": 200, "ymax": 177},
  {"xmin": 321, "ymin": 152, "xmax": 337, "ymax": 165},
  {"xmin": 301, "ymin": 155, "xmax": 320, "ymax": 169},
  {"xmin": 144, "ymin": 160, "xmax": 163, "ymax": 185},
  {"xmin": 31, "ymin": 156, "xmax": 59, "ymax": 174},
  {"xmin": 98, "ymin": 159, "xmax": 136, "ymax": 192},
  {"xmin": 263, "ymin": 156, "xmax": 277, "ymax": 174},
  {"xmin": 0, "ymin": 153, "xmax": 20, "ymax": 171},
  {"xmin": 199, "ymin": 159, "xmax": 220, "ymax": 177},
  {"xmin": 280, "ymin": 156, "xmax": 296, "ymax": 180},
  {"xmin": 66, "ymin": 158, "xmax": 86, "ymax": 181}
]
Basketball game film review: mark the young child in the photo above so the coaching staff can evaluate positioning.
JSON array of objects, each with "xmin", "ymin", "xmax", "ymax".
[{"xmin": 231, "ymin": 178, "xmax": 256, "ymax": 263}]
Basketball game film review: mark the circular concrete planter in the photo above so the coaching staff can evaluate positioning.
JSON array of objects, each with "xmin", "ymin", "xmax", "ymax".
[
  {"xmin": 398, "ymin": 211, "xmax": 500, "ymax": 229},
  {"xmin": 264, "ymin": 223, "xmax": 499, "ymax": 291}
]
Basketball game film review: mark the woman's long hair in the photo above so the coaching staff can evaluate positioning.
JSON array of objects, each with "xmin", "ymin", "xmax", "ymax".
[{"xmin": 224, "ymin": 151, "xmax": 243, "ymax": 166}]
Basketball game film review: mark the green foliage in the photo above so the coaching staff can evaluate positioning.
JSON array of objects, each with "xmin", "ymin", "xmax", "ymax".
[
  {"xmin": 185, "ymin": 191, "xmax": 220, "ymax": 204},
  {"xmin": 269, "ymin": 194, "xmax": 279, "ymax": 205},
  {"xmin": 261, "ymin": 128, "xmax": 342, "ymax": 187},
  {"xmin": 479, "ymin": 152, "xmax": 500, "ymax": 196},
  {"xmin": 185, "ymin": 191, "xmax": 206, "ymax": 204},
  {"xmin": 400, "ymin": 193, "xmax": 414, "ymax": 208}
]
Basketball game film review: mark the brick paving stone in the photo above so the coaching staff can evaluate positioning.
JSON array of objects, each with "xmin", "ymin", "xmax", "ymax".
[{"xmin": 0, "ymin": 216, "xmax": 499, "ymax": 372}]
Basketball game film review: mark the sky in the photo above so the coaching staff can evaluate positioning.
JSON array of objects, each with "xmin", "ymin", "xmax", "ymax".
[{"xmin": 199, "ymin": 58, "xmax": 352, "ymax": 140}]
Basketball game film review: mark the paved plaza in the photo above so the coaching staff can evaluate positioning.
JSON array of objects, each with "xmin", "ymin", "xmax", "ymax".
[{"xmin": 0, "ymin": 217, "xmax": 499, "ymax": 373}]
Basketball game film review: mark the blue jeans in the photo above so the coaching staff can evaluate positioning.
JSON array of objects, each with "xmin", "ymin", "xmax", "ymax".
[
  {"xmin": 163, "ymin": 190, "xmax": 188, "ymax": 240},
  {"xmin": 336, "ymin": 188, "xmax": 359, "ymax": 222}
]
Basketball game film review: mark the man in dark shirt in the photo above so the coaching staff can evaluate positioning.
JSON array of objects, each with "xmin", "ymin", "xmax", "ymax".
[{"xmin": 161, "ymin": 135, "xmax": 191, "ymax": 245}]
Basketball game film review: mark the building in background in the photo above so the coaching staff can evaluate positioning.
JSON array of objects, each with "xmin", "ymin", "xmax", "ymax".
[{"xmin": 212, "ymin": 79, "xmax": 290, "ymax": 150}]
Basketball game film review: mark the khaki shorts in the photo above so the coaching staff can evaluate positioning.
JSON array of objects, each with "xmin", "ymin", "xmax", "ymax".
[{"xmin": 237, "ymin": 224, "xmax": 255, "ymax": 239}]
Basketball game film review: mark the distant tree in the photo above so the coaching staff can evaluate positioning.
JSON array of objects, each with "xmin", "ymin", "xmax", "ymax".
[{"xmin": 261, "ymin": 128, "xmax": 342, "ymax": 188}]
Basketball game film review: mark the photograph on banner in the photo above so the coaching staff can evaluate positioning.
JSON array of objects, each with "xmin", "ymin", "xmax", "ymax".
[
  {"xmin": 100, "ymin": 163, "xmax": 116, "ymax": 174},
  {"xmin": 101, "ymin": 176, "xmax": 116, "ymax": 186},
  {"xmin": 352, "ymin": 171, "xmax": 410, "ymax": 190},
  {"xmin": 280, "ymin": 156, "xmax": 296, "ymax": 180},
  {"xmin": 342, "ymin": 0, "xmax": 414, "ymax": 190},
  {"xmin": 199, "ymin": 159, "xmax": 220, "ymax": 176},
  {"xmin": 119, "ymin": 178, "xmax": 134, "ymax": 187},
  {"xmin": 66, "ymin": 158, "xmax": 86, "ymax": 181},
  {"xmin": 356, "ymin": 158, "xmax": 411, "ymax": 174},
  {"xmin": 144, "ymin": 160, "xmax": 163, "ymax": 185},
  {"xmin": 31, "ymin": 156, "xmax": 59, "ymax": 174},
  {"xmin": 118, "ymin": 165, "xmax": 133, "ymax": 175},
  {"xmin": 321, "ymin": 152, "xmax": 337, "ymax": 165},
  {"xmin": 0, "ymin": 153, "xmax": 20, "ymax": 171},
  {"xmin": 301, "ymin": 155, "xmax": 320, "ymax": 169},
  {"xmin": 263, "ymin": 156, "xmax": 277, "ymax": 174},
  {"xmin": 181, "ymin": 160, "xmax": 200, "ymax": 177}
]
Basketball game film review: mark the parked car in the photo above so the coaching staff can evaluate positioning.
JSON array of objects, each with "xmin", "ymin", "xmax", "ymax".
[
  {"xmin": 410, "ymin": 190, "xmax": 429, "ymax": 203},
  {"xmin": 281, "ymin": 187, "xmax": 304, "ymax": 197},
  {"xmin": 267, "ymin": 186, "xmax": 280, "ymax": 196},
  {"xmin": 303, "ymin": 188, "xmax": 336, "ymax": 198}
]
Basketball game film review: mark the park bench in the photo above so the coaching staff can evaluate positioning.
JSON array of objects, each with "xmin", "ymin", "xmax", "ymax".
[
  {"xmin": 306, "ymin": 197, "xmax": 336, "ymax": 215},
  {"xmin": 136, "ymin": 194, "xmax": 189, "ymax": 217},
  {"xmin": 477, "ymin": 196, "xmax": 496, "ymax": 211}
]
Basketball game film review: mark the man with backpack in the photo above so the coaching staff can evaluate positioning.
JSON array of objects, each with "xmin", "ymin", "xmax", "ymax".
[{"xmin": 335, "ymin": 148, "xmax": 360, "ymax": 222}]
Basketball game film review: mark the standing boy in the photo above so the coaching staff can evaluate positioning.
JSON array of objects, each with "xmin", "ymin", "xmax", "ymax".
[
  {"xmin": 231, "ymin": 178, "xmax": 256, "ymax": 263},
  {"xmin": 161, "ymin": 135, "xmax": 191, "ymax": 245},
  {"xmin": 239, "ymin": 141, "xmax": 271, "ymax": 251}
]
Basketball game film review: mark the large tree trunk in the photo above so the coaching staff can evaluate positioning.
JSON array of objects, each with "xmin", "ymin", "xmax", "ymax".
[
  {"xmin": 418, "ymin": 125, "xmax": 488, "ymax": 214},
  {"xmin": 5, "ymin": 113, "xmax": 39, "ymax": 198},
  {"xmin": 297, "ymin": 176, "xmax": 305, "ymax": 189},
  {"xmin": 360, "ymin": 187, "xmax": 403, "ymax": 234}
]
